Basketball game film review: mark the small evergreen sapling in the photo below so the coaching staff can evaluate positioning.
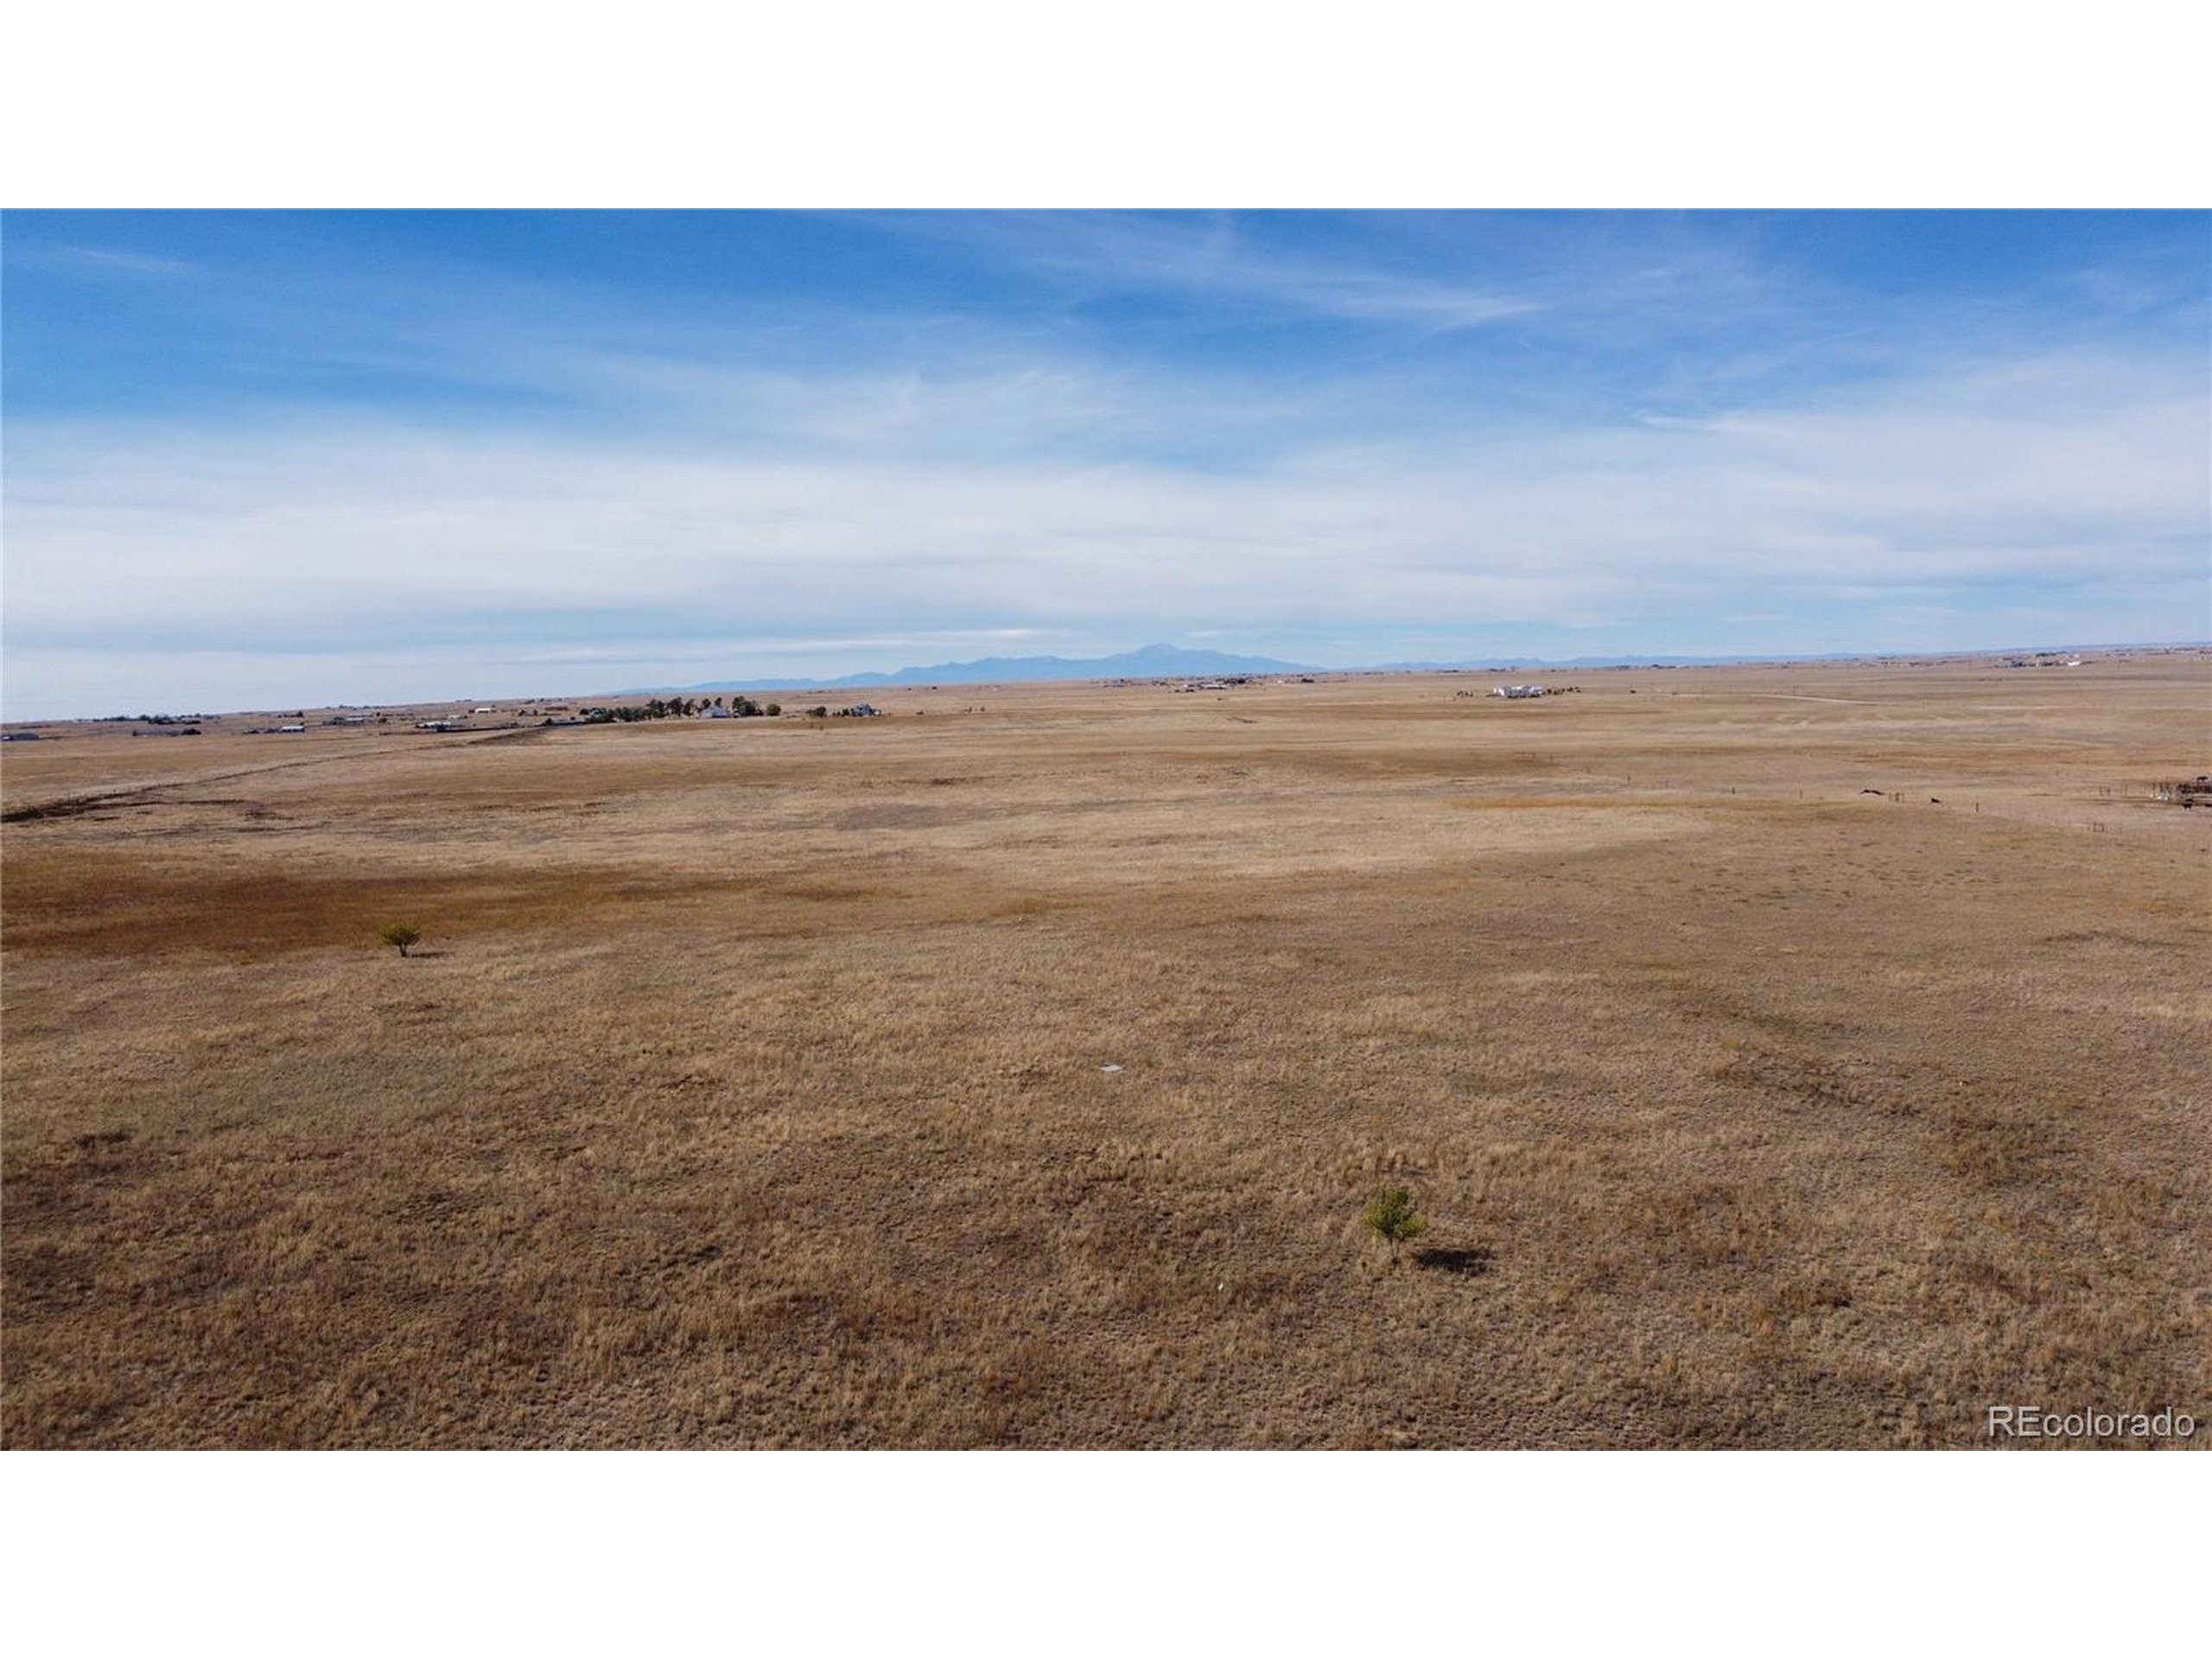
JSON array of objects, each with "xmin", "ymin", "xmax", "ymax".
[{"xmin": 1363, "ymin": 1185, "xmax": 1428, "ymax": 1262}]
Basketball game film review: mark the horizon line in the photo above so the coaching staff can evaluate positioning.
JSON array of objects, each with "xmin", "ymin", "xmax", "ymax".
[{"xmin": 6, "ymin": 639, "xmax": 2206, "ymax": 726}]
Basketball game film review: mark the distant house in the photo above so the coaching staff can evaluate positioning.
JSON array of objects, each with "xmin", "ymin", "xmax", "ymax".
[
  {"xmin": 276, "ymin": 722, "xmax": 307, "ymax": 733},
  {"xmin": 1491, "ymin": 684, "xmax": 1547, "ymax": 700},
  {"xmin": 698, "ymin": 705, "xmax": 732, "ymax": 718},
  {"xmin": 842, "ymin": 703, "xmax": 883, "ymax": 718}
]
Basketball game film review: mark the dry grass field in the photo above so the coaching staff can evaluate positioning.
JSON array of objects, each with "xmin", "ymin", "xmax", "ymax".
[{"xmin": 3, "ymin": 654, "xmax": 2208, "ymax": 1447}]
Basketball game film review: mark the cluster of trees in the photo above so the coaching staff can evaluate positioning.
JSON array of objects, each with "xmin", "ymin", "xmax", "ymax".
[{"xmin": 578, "ymin": 696, "xmax": 782, "ymax": 722}]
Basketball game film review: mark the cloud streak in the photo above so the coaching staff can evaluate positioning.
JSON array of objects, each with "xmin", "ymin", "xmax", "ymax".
[
  {"xmin": 50, "ymin": 244, "xmax": 203, "ymax": 276},
  {"xmin": 893, "ymin": 211, "xmax": 1542, "ymax": 332}
]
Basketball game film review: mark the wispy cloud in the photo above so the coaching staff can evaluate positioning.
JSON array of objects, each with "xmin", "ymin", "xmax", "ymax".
[
  {"xmin": 907, "ymin": 212, "xmax": 1541, "ymax": 332},
  {"xmin": 50, "ymin": 243, "xmax": 202, "ymax": 276}
]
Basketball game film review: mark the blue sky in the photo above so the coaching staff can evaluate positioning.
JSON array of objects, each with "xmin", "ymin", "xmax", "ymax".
[{"xmin": 3, "ymin": 210, "xmax": 2206, "ymax": 717}]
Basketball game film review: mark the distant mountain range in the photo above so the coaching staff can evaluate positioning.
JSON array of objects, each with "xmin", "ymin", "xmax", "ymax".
[
  {"xmin": 617, "ymin": 640, "xmax": 2191, "ymax": 696},
  {"xmin": 1356, "ymin": 653, "xmax": 1819, "ymax": 671},
  {"xmin": 627, "ymin": 643, "xmax": 1319, "ymax": 693}
]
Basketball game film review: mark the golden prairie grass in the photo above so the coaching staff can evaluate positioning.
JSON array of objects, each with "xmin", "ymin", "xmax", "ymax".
[{"xmin": 3, "ymin": 655, "xmax": 2209, "ymax": 1446}]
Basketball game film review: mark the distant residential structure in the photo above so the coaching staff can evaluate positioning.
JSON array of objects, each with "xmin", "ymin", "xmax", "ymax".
[{"xmin": 1492, "ymin": 683, "xmax": 1548, "ymax": 700}]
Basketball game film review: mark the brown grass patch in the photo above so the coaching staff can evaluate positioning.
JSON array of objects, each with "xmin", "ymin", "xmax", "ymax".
[
  {"xmin": 1, "ymin": 853, "xmax": 754, "ymax": 961},
  {"xmin": 5, "ymin": 654, "xmax": 2209, "ymax": 1446}
]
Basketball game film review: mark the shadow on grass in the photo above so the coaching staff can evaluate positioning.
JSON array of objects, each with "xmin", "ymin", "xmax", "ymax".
[{"xmin": 1414, "ymin": 1245, "xmax": 1493, "ymax": 1276}]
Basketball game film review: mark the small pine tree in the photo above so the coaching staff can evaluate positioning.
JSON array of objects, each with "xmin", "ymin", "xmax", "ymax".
[
  {"xmin": 1363, "ymin": 1185, "xmax": 1427, "ymax": 1262},
  {"xmin": 378, "ymin": 921, "xmax": 423, "ymax": 957}
]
